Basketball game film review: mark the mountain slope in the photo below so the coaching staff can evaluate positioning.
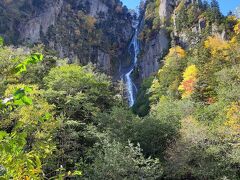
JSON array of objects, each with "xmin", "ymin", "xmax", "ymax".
[
  {"xmin": 136, "ymin": 0, "xmax": 226, "ymax": 80},
  {"xmin": 0, "ymin": 0, "xmax": 134, "ymax": 76}
]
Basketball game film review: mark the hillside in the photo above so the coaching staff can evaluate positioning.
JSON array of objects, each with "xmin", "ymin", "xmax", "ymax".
[
  {"xmin": 0, "ymin": 0, "xmax": 133, "ymax": 76},
  {"xmin": 0, "ymin": 0, "xmax": 240, "ymax": 179}
]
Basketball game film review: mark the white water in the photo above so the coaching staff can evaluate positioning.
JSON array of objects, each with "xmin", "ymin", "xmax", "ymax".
[{"xmin": 124, "ymin": 21, "xmax": 140, "ymax": 107}]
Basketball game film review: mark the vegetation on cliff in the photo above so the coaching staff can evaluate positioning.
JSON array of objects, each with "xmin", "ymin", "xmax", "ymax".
[
  {"xmin": 0, "ymin": 0, "xmax": 133, "ymax": 76},
  {"xmin": 0, "ymin": 0, "xmax": 240, "ymax": 179}
]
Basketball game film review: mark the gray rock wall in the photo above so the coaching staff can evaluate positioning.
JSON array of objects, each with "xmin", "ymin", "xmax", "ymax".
[
  {"xmin": 19, "ymin": 0, "xmax": 63, "ymax": 43},
  {"xmin": 88, "ymin": 0, "xmax": 108, "ymax": 18},
  {"xmin": 159, "ymin": 0, "xmax": 176, "ymax": 24},
  {"xmin": 14, "ymin": 0, "xmax": 134, "ymax": 78},
  {"xmin": 137, "ymin": 0, "xmax": 176, "ymax": 80},
  {"xmin": 139, "ymin": 29, "xmax": 169, "ymax": 79}
]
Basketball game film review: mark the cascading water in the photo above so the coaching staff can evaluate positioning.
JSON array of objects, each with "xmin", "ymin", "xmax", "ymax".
[{"xmin": 123, "ymin": 20, "xmax": 140, "ymax": 107}]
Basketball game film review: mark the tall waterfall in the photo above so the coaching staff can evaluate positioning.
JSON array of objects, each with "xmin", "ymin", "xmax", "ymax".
[{"xmin": 123, "ymin": 20, "xmax": 140, "ymax": 107}]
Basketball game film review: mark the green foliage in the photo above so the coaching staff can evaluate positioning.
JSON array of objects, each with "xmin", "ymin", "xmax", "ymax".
[
  {"xmin": 96, "ymin": 98, "xmax": 189, "ymax": 159},
  {"xmin": 0, "ymin": 47, "xmax": 28, "ymax": 94},
  {"xmin": 165, "ymin": 117, "xmax": 239, "ymax": 179},
  {"xmin": 42, "ymin": 64, "xmax": 120, "ymax": 176},
  {"xmin": 0, "ymin": 43, "xmax": 70, "ymax": 179},
  {"xmin": 215, "ymin": 65, "xmax": 240, "ymax": 102},
  {"xmin": 139, "ymin": 0, "xmax": 161, "ymax": 43},
  {"xmin": 146, "ymin": 15, "xmax": 240, "ymax": 179},
  {"xmin": 174, "ymin": 0, "xmax": 224, "ymax": 41},
  {"xmin": 0, "ymin": 2, "xmax": 240, "ymax": 179},
  {"xmin": 85, "ymin": 139, "xmax": 163, "ymax": 179},
  {"xmin": 0, "ymin": 45, "xmax": 51, "ymax": 96},
  {"xmin": 15, "ymin": 53, "xmax": 43, "ymax": 75},
  {"xmin": 44, "ymin": 64, "xmax": 115, "ymax": 120},
  {"xmin": 96, "ymin": 107, "xmax": 140, "ymax": 143},
  {"xmin": 0, "ymin": 52, "xmax": 57, "ymax": 179},
  {"xmin": 137, "ymin": 98, "xmax": 192, "ymax": 158},
  {"xmin": 149, "ymin": 46, "xmax": 187, "ymax": 103},
  {"xmin": 132, "ymin": 77, "xmax": 153, "ymax": 117},
  {"xmin": 0, "ymin": 36, "xmax": 3, "ymax": 46}
]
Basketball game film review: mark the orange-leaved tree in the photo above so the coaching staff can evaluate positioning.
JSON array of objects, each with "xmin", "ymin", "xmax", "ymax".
[{"xmin": 178, "ymin": 65, "xmax": 198, "ymax": 98}]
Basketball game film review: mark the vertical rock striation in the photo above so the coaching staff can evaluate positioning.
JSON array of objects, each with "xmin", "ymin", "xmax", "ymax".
[
  {"xmin": 159, "ymin": 0, "xmax": 176, "ymax": 24},
  {"xmin": 0, "ymin": 0, "xmax": 134, "ymax": 78},
  {"xmin": 139, "ymin": 29, "xmax": 169, "ymax": 79},
  {"xmin": 137, "ymin": 0, "xmax": 177, "ymax": 80},
  {"xmin": 19, "ymin": 0, "xmax": 64, "ymax": 43}
]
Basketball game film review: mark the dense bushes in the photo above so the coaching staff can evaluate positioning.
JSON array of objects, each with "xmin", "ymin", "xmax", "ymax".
[
  {"xmin": 86, "ymin": 139, "xmax": 162, "ymax": 179},
  {"xmin": 0, "ymin": 43, "xmax": 164, "ymax": 179},
  {"xmin": 0, "ymin": 0, "xmax": 240, "ymax": 179},
  {"xmin": 145, "ymin": 14, "xmax": 240, "ymax": 179}
]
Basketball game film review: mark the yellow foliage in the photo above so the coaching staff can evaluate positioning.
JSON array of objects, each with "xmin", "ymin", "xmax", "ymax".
[
  {"xmin": 227, "ymin": 15, "xmax": 238, "ymax": 22},
  {"xmin": 234, "ymin": 20, "xmax": 240, "ymax": 35},
  {"xmin": 87, "ymin": 16, "xmax": 96, "ymax": 26},
  {"xmin": 151, "ymin": 78, "xmax": 160, "ymax": 91},
  {"xmin": 178, "ymin": 65, "xmax": 198, "ymax": 98},
  {"xmin": 224, "ymin": 102, "xmax": 240, "ymax": 135},
  {"xmin": 175, "ymin": 0, "xmax": 185, "ymax": 13},
  {"xmin": 182, "ymin": 65, "xmax": 198, "ymax": 80},
  {"xmin": 4, "ymin": 84, "xmax": 37, "ymax": 97},
  {"xmin": 4, "ymin": 84, "xmax": 56, "ymax": 155},
  {"xmin": 167, "ymin": 46, "xmax": 186, "ymax": 59},
  {"xmin": 149, "ymin": 78, "xmax": 161, "ymax": 102},
  {"xmin": 230, "ymin": 36, "xmax": 237, "ymax": 44},
  {"xmin": 204, "ymin": 36, "xmax": 230, "ymax": 57}
]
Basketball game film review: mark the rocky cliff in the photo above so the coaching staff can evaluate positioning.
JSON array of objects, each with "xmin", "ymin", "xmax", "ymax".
[
  {"xmin": 19, "ymin": 0, "xmax": 64, "ymax": 43},
  {"xmin": 138, "ymin": 29, "xmax": 169, "ymax": 79},
  {"xmin": 137, "ymin": 0, "xmax": 175, "ymax": 80},
  {"xmin": 136, "ymin": 0, "xmax": 224, "ymax": 80},
  {"xmin": 158, "ymin": 0, "xmax": 176, "ymax": 24},
  {"xmin": 0, "ymin": 0, "xmax": 133, "ymax": 77},
  {"xmin": 0, "ymin": 0, "xmax": 225, "ymax": 81}
]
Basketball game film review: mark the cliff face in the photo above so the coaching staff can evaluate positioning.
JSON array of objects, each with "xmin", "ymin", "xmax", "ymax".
[
  {"xmin": 137, "ymin": 0, "xmax": 223, "ymax": 80},
  {"xmin": 87, "ymin": 0, "xmax": 108, "ymax": 17},
  {"xmin": 0, "ymin": 0, "xmax": 133, "ymax": 77},
  {"xmin": 138, "ymin": 29, "xmax": 169, "ymax": 79},
  {"xmin": 0, "ymin": 0, "xmax": 223, "ymax": 81},
  {"xmin": 19, "ymin": 0, "xmax": 64, "ymax": 43},
  {"xmin": 137, "ymin": 0, "xmax": 176, "ymax": 80},
  {"xmin": 158, "ymin": 0, "xmax": 176, "ymax": 23}
]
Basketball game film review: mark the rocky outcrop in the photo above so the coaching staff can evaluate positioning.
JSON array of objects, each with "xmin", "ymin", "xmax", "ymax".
[
  {"xmin": 159, "ymin": 0, "xmax": 176, "ymax": 24},
  {"xmin": 137, "ymin": 0, "xmax": 175, "ymax": 80},
  {"xmin": 138, "ymin": 29, "xmax": 169, "ymax": 79},
  {"xmin": 19, "ymin": 0, "xmax": 63, "ymax": 43},
  {"xmin": 88, "ymin": 0, "xmax": 109, "ymax": 18},
  {"xmin": 137, "ymin": 0, "xmax": 216, "ymax": 80},
  {"xmin": 1, "ymin": 0, "xmax": 134, "ymax": 78},
  {"xmin": 97, "ymin": 50, "xmax": 111, "ymax": 74}
]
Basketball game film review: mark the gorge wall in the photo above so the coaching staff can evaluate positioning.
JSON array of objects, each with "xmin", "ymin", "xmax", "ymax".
[
  {"xmin": 0, "ymin": 0, "xmax": 133, "ymax": 78},
  {"xmin": 136, "ymin": 0, "xmax": 175, "ymax": 80},
  {"xmin": 0, "ymin": 0, "xmax": 224, "ymax": 82},
  {"xmin": 136, "ymin": 0, "xmax": 223, "ymax": 81}
]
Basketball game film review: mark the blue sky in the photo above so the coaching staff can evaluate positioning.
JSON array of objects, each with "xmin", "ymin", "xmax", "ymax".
[
  {"xmin": 121, "ymin": 0, "xmax": 140, "ymax": 10},
  {"xmin": 216, "ymin": 0, "xmax": 240, "ymax": 15},
  {"xmin": 121, "ymin": 0, "xmax": 240, "ymax": 15}
]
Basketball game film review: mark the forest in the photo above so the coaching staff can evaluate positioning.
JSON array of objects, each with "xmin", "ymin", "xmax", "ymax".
[{"xmin": 0, "ymin": 0, "xmax": 240, "ymax": 179}]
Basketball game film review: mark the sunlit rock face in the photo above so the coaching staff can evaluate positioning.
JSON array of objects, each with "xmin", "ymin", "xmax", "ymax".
[
  {"xmin": 159, "ymin": 0, "xmax": 176, "ymax": 24},
  {"xmin": 136, "ymin": 0, "xmax": 212, "ymax": 80},
  {"xmin": 19, "ymin": 0, "xmax": 63, "ymax": 43},
  {"xmin": 87, "ymin": 0, "xmax": 109, "ymax": 18},
  {"xmin": 97, "ymin": 50, "xmax": 111, "ymax": 74},
  {"xmin": 139, "ymin": 30, "xmax": 169, "ymax": 79},
  {"xmin": 0, "ymin": 0, "xmax": 134, "ymax": 77},
  {"xmin": 137, "ymin": 0, "xmax": 175, "ymax": 80}
]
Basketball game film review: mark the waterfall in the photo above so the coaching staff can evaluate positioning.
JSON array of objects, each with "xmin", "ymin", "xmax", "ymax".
[{"xmin": 123, "ymin": 20, "xmax": 140, "ymax": 107}]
